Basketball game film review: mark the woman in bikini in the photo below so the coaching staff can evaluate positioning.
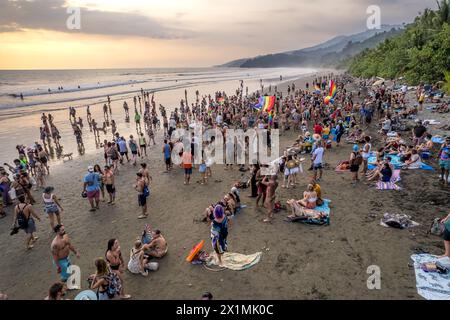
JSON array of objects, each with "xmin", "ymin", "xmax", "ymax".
[
  {"xmin": 105, "ymin": 239, "xmax": 131, "ymax": 299},
  {"xmin": 297, "ymin": 184, "xmax": 318, "ymax": 209}
]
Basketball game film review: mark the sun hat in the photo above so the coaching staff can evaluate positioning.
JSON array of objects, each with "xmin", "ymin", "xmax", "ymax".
[{"xmin": 75, "ymin": 290, "xmax": 98, "ymax": 300}]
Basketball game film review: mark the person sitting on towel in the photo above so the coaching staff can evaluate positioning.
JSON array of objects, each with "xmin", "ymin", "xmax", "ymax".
[
  {"xmin": 403, "ymin": 149, "xmax": 422, "ymax": 169},
  {"xmin": 368, "ymin": 162, "xmax": 392, "ymax": 182},
  {"xmin": 295, "ymin": 184, "xmax": 318, "ymax": 209},
  {"xmin": 310, "ymin": 179, "xmax": 324, "ymax": 206},
  {"xmin": 416, "ymin": 134, "xmax": 433, "ymax": 153}
]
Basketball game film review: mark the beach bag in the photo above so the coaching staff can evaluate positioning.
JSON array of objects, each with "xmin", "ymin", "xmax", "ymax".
[
  {"xmin": 16, "ymin": 204, "xmax": 29, "ymax": 229},
  {"xmin": 106, "ymin": 272, "xmax": 121, "ymax": 299},
  {"xmin": 354, "ymin": 154, "xmax": 363, "ymax": 166},
  {"xmin": 143, "ymin": 185, "xmax": 150, "ymax": 198},
  {"xmin": 429, "ymin": 218, "xmax": 445, "ymax": 236}
]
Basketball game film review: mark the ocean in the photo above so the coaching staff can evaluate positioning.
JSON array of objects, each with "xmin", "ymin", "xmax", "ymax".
[{"xmin": 0, "ymin": 67, "xmax": 317, "ymax": 161}]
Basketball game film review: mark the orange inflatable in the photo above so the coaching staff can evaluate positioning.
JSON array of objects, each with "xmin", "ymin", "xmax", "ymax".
[{"xmin": 186, "ymin": 240, "xmax": 204, "ymax": 262}]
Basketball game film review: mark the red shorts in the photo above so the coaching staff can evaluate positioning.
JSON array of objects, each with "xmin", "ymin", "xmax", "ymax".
[{"xmin": 87, "ymin": 190, "xmax": 100, "ymax": 201}]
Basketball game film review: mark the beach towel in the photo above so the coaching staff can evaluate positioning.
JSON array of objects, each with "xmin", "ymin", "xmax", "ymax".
[
  {"xmin": 411, "ymin": 254, "xmax": 450, "ymax": 300},
  {"xmin": 376, "ymin": 181, "xmax": 402, "ymax": 190},
  {"xmin": 368, "ymin": 154, "xmax": 434, "ymax": 171},
  {"xmin": 206, "ymin": 252, "xmax": 262, "ymax": 271},
  {"xmin": 285, "ymin": 200, "xmax": 331, "ymax": 225},
  {"xmin": 335, "ymin": 161, "xmax": 350, "ymax": 173},
  {"xmin": 424, "ymin": 119, "xmax": 441, "ymax": 125},
  {"xmin": 380, "ymin": 213, "xmax": 419, "ymax": 229},
  {"xmin": 432, "ymin": 136, "xmax": 445, "ymax": 144}
]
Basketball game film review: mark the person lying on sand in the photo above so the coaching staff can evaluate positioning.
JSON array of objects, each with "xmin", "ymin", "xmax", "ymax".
[{"xmin": 286, "ymin": 200, "xmax": 326, "ymax": 220}]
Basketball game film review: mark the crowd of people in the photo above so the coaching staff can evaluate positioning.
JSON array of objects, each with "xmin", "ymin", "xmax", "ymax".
[{"xmin": 1, "ymin": 72, "xmax": 450, "ymax": 300}]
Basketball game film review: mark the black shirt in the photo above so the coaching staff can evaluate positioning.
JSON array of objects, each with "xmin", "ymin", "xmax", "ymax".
[{"xmin": 414, "ymin": 125, "xmax": 427, "ymax": 138}]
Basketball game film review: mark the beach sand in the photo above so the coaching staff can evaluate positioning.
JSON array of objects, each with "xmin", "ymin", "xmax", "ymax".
[{"xmin": 0, "ymin": 72, "xmax": 449, "ymax": 300}]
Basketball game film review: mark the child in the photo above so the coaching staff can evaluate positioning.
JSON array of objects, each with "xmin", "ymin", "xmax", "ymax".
[{"xmin": 199, "ymin": 160, "xmax": 207, "ymax": 185}]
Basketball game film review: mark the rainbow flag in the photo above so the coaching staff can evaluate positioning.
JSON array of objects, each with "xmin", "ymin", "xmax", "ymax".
[
  {"xmin": 254, "ymin": 96, "xmax": 275, "ymax": 111},
  {"xmin": 217, "ymin": 97, "xmax": 225, "ymax": 105},
  {"xmin": 324, "ymin": 80, "xmax": 337, "ymax": 105},
  {"xmin": 253, "ymin": 97, "xmax": 265, "ymax": 110},
  {"xmin": 263, "ymin": 96, "xmax": 275, "ymax": 112},
  {"xmin": 328, "ymin": 80, "xmax": 337, "ymax": 99}
]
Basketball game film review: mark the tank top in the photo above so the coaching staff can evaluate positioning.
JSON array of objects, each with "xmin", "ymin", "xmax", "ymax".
[
  {"xmin": 43, "ymin": 193, "xmax": 58, "ymax": 211},
  {"xmin": 362, "ymin": 143, "xmax": 371, "ymax": 158},
  {"xmin": 139, "ymin": 137, "xmax": 145, "ymax": 146}
]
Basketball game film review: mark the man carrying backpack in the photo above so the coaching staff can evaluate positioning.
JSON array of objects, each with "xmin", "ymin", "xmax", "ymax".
[
  {"xmin": 350, "ymin": 145, "xmax": 363, "ymax": 185},
  {"xmin": 11, "ymin": 196, "xmax": 41, "ymax": 250},
  {"xmin": 83, "ymin": 166, "xmax": 101, "ymax": 212},
  {"xmin": 135, "ymin": 172, "xmax": 149, "ymax": 219}
]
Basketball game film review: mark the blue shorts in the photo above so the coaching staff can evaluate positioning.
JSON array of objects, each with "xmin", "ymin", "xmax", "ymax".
[
  {"xmin": 57, "ymin": 257, "xmax": 71, "ymax": 282},
  {"xmin": 440, "ymin": 160, "xmax": 450, "ymax": 170},
  {"xmin": 184, "ymin": 168, "xmax": 192, "ymax": 175}
]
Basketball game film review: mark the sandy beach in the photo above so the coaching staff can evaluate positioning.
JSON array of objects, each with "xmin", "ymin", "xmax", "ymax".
[{"xmin": 1, "ymin": 69, "xmax": 449, "ymax": 300}]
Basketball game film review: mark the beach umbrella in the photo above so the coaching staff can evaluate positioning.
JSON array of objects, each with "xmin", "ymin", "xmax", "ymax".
[{"xmin": 74, "ymin": 290, "xmax": 98, "ymax": 300}]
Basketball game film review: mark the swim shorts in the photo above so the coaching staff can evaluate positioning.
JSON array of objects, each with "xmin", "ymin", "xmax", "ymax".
[
  {"xmin": 184, "ymin": 168, "xmax": 192, "ymax": 175},
  {"xmin": 87, "ymin": 190, "xmax": 100, "ymax": 201},
  {"xmin": 138, "ymin": 194, "xmax": 146, "ymax": 207},
  {"xmin": 313, "ymin": 163, "xmax": 323, "ymax": 170},
  {"xmin": 439, "ymin": 160, "xmax": 450, "ymax": 170}
]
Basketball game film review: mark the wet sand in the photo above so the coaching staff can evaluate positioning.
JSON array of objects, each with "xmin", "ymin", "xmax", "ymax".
[{"xmin": 0, "ymin": 73, "xmax": 449, "ymax": 300}]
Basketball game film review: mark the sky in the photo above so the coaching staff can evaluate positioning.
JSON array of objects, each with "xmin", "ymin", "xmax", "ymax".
[{"xmin": 0, "ymin": 0, "xmax": 439, "ymax": 69}]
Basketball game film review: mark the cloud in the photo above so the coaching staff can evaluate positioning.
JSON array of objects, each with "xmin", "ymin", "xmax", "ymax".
[{"xmin": 0, "ymin": 0, "xmax": 194, "ymax": 39}]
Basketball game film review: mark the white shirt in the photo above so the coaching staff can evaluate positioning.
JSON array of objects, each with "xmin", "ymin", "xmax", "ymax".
[
  {"xmin": 382, "ymin": 119, "xmax": 391, "ymax": 131},
  {"xmin": 216, "ymin": 115, "xmax": 223, "ymax": 124},
  {"xmin": 312, "ymin": 147, "xmax": 324, "ymax": 165}
]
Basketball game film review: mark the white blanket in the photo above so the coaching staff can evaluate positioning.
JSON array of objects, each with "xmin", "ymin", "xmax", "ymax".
[{"xmin": 411, "ymin": 254, "xmax": 450, "ymax": 300}]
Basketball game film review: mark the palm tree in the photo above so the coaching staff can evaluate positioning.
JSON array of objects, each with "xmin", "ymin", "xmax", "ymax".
[{"xmin": 436, "ymin": 0, "xmax": 450, "ymax": 24}]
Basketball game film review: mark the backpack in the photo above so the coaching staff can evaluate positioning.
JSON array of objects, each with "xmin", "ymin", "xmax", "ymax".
[
  {"xmin": 106, "ymin": 272, "xmax": 121, "ymax": 299},
  {"xmin": 16, "ymin": 204, "xmax": 29, "ymax": 229},
  {"xmin": 353, "ymin": 153, "xmax": 363, "ymax": 166},
  {"xmin": 143, "ymin": 184, "xmax": 150, "ymax": 198},
  {"xmin": 429, "ymin": 218, "xmax": 445, "ymax": 236}
]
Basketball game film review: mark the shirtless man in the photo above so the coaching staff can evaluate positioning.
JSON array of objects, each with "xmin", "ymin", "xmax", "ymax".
[
  {"xmin": 142, "ymin": 230, "xmax": 167, "ymax": 258},
  {"xmin": 261, "ymin": 175, "xmax": 278, "ymax": 223},
  {"xmin": 135, "ymin": 172, "xmax": 148, "ymax": 219},
  {"xmin": 51, "ymin": 224, "xmax": 80, "ymax": 284},
  {"xmin": 12, "ymin": 196, "xmax": 41, "ymax": 249},
  {"xmin": 139, "ymin": 163, "xmax": 152, "ymax": 185}
]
